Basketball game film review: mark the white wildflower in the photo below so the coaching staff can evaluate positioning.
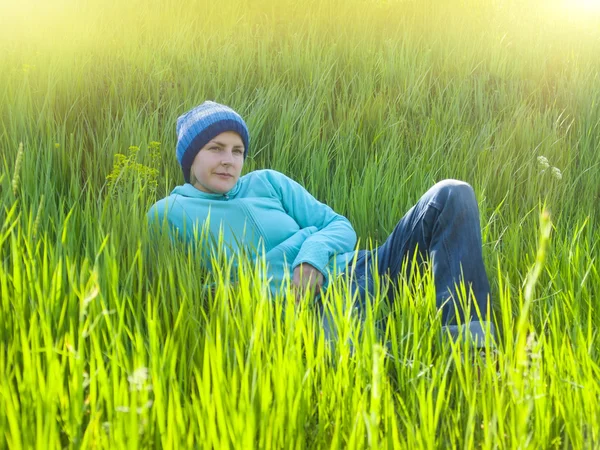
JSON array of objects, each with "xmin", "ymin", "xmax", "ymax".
[
  {"xmin": 128, "ymin": 367, "xmax": 152, "ymax": 391},
  {"xmin": 537, "ymin": 156, "xmax": 550, "ymax": 169},
  {"xmin": 115, "ymin": 400, "xmax": 153, "ymax": 414},
  {"xmin": 551, "ymin": 167, "xmax": 562, "ymax": 180},
  {"xmin": 139, "ymin": 400, "xmax": 153, "ymax": 413},
  {"xmin": 82, "ymin": 371, "xmax": 90, "ymax": 389}
]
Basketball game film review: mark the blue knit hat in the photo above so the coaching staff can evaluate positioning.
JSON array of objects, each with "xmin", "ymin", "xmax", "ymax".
[{"xmin": 176, "ymin": 101, "xmax": 250, "ymax": 183}]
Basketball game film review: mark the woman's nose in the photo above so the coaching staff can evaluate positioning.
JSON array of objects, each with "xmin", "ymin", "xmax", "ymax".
[{"xmin": 222, "ymin": 151, "xmax": 234, "ymax": 165}]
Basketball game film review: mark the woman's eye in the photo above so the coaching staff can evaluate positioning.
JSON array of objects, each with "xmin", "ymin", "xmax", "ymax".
[{"xmin": 208, "ymin": 146, "xmax": 242, "ymax": 154}]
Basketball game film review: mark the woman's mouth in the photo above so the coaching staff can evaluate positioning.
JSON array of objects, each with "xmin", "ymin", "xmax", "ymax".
[{"xmin": 215, "ymin": 173, "xmax": 232, "ymax": 178}]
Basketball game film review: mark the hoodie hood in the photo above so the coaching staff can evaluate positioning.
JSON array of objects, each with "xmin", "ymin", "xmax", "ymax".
[{"xmin": 170, "ymin": 178, "xmax": 243, "ymax": 200}]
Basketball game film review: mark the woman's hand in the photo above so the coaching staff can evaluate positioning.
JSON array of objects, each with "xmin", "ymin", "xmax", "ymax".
[{"xmin": 292, "ymin": 263, "xmax": 324, "ymax": 304}]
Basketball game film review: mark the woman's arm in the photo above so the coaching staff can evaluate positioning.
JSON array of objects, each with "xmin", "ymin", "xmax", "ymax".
[{"xmin": 263, "ymin": 169, "xmax": 357, "ymax": 285}]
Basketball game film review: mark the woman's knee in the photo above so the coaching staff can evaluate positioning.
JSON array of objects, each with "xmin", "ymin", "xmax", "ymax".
[{"xmin": 428, "ymin": 179, "xmax": 476, "ymax": 208}]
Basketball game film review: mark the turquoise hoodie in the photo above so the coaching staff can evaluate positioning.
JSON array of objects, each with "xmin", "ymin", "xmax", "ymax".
[{"xmin": 146, "ymin": 169, "xmax": 358, "ymax": 298}]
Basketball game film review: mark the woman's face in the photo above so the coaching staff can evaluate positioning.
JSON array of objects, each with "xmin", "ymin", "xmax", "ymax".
[{"xmin": 190, "ymin": 131, "xmax": 245, "ymax": 194}]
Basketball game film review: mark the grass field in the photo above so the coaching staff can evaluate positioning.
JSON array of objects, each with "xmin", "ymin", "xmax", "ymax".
[{"xmin": 1, "ymin": 0, "xmax": 600, "ymax": 447}]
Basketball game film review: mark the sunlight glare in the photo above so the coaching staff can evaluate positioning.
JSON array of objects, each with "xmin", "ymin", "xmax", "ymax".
[{"xmin": 565, "ymin": 0, "xmax": 600, "ymax": 13}]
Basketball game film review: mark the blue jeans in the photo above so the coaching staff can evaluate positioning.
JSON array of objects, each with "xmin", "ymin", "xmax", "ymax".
[{"xmin": 326, "ymin": 179, "xmax": 496, "ymax": 348}]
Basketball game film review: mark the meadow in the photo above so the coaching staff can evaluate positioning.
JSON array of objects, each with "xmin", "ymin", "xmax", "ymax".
[{"xmin": 1, "ymin": 0, "xmax": 600, "ymax": 447}]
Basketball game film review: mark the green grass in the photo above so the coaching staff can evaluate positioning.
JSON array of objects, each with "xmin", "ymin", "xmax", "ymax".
[{"xmin": 1, "ymin": 0, "xmax": 600, "ymax": 447}]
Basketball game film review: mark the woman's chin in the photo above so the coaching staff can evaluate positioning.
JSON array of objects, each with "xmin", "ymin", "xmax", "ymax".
[{"xmin": 209, "ymin": 177, "xmax": 236, "ymax": 193}]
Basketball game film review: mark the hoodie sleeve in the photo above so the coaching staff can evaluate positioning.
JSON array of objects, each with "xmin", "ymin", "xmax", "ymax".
[{"xmin": 263, "ymin": 169, "xmax": 357, "ymax": 282}]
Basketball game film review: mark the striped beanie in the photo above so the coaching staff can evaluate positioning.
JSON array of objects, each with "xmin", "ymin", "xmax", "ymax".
[{"xmin": 176, "ymin": 101, "xmax": 250, "ymax": 183}]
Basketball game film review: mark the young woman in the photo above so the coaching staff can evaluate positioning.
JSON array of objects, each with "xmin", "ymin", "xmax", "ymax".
[{"xmin": 147, "ymin": 101, "xmax": 496, "ymax": 347}]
